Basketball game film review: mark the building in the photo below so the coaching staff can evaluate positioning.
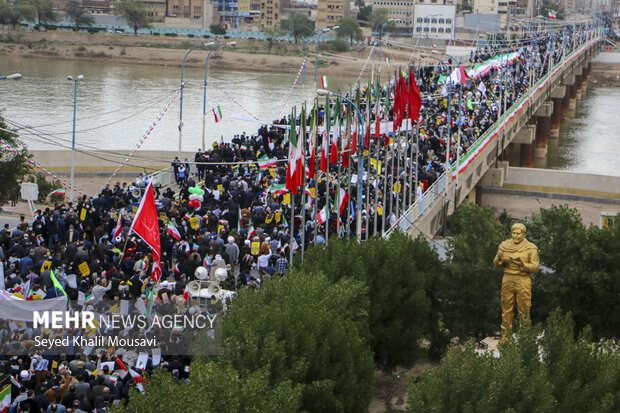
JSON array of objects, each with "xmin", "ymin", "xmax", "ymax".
[
  {"xmin": 143, "ymin": 0, "xmax": 167, "ymax": 22},
  {"xmin": 316, "ymin": 0, "xmax": 350, "ymax": 29},
  {"xmin": 472, "ymin": 0, "xmax": 516, "ymax": 27},
  {"xmin": 370, "ymin": 1, "xmax": 414, "ymax": 30},
  {"xmin": 259, "ymin": 0, "xmax": 291, "ymax": 28},
  {"xmin": 413, "ymin": 4, "xmax": 456, "ymax": 40}
]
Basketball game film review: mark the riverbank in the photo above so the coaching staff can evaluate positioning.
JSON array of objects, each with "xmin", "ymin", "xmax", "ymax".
[
  {"xmin": 0, "ymin": 29, "xmax": 415, "ymax": 76},
  {"xmin": 591, "ymin": 52, "xmax": 620, "ymax": 87}
]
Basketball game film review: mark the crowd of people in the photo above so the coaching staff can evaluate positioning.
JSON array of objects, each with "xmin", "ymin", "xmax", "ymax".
[{"xmin": 0, "ymin": 23, "xmax": 595, "ymax": 412}]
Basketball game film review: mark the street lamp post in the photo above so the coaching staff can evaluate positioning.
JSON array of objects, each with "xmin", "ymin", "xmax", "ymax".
[
  {"xmin": 179, "ymin": 43, "xmax": 214, "ymax": 156},
  {"xmin": 202, "ymin": 42, "xmax": 236, "ymax": 151},
  {"xmin": 0, "ymin": 73, "xmax": 22, "ymax": 81},
  {"xmin": 375, "ymin": 18, "xmax": 397, "ymax": 75},
  {"xmin": 315, "ymin": 26, "xmax": 339, "ymax": 82},
  {"xmin": 303, "ymin": 28, "xmax": 328, "ymax": 85},
  {"xmin": 67, "ymin": 75, "xmax": 84, "ymax": 203},
  {"xmin": 317, "ymin": 89, "xmax": 364, "ymax": 241}
]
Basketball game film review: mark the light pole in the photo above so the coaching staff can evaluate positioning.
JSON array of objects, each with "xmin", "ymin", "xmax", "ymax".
[
  {"xmin": 303, "ymin": 28, "xmax": 328, "ymax": 85},
  {"xmin": 179, "ymin": 42, "xmax": 213, "ymax": 156},
  {"xmin": 317, "ymin": 89, "xmax": 365, "ymax": 241},
  {"xmin": 0, "ymin": 73, "xmax": 22, "ymax": 80},
  {"xmin": 202, "ymin": 42, "xmax": 236, "ymax": 151},
  {"xmin": 375, "ymin": 18, "xmax": 397, "ymax": 73},
  {"xmin": 315, "ymin": 26, "xmax": 339, "ymax": 82},
  {"xmin": 67, "ymin": 75, "xmax": 84, "ymax": 204}
]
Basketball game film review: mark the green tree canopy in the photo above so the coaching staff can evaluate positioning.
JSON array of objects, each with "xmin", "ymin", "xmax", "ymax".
[
  {"xmin": 440, "ymin": 203, "xmax": 504, "ymax": 342},
  {"xmin": 117, "ymin": 0, "xmax": 150, "ymax": 36},
  {"xmin": 280, "ymin": 13, "xmax": 314, "ymax": 43},
  {"xmin": 0, "ymin": 1, "xmax": 36, "ymax": 29},
  {"xmin": 299, "ymin": 231, "xmax": 443, "ymax": 371},
  {"xmin": 28, "ymin": 0, "xmax": 58, "ymax": 27},
  {"xmin": 0, "ymin": 113, "xmax": 32, "ymax": 207},
  {"xmin": 209, "ymin": 23, "xmax": 226, "ymax": 35},
  {"xmin": 408, "ymin": 310, "xmax": 620, "ymax": 413},
  {"xmin": 369, "ymin": 8, "xmax": 390, "ymax": 32},
  {"xmin": 357, "ymin": 5, "xmax": 372, "ymax": 23},
  {"xmin": 337, "ymin": 17, "xmax": 362, "ymax": 45},
  {"xmin": 65, "ymin": 0, "xmax": 94, "ymax": 31}
]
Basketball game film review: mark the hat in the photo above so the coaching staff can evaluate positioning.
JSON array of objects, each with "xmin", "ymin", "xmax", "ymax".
[
  {"xmin": 244, "ymin": 240, "xmax": 250, "ymax": 246},
  {"xmin": 227, "ymin": 236, "xmax": 234, "ymax": 243},
  {"xmin": 20, "ymin": 370, "xmax": 30, "ymax": 380}
]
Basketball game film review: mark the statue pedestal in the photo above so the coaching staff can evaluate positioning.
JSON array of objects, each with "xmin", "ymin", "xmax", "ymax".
[{"xmin": 474, "ymin": 336, "xmax": 501, "ymax": 358}]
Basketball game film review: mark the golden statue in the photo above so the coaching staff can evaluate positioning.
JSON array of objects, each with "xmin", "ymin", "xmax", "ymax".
[{"xmin": 493, "ymin": 223, "xmax": 539, "ymax": 339}]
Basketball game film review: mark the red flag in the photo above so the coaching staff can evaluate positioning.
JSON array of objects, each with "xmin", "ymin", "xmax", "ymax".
[
  {"xmin": 112, "ymin": 214, "xmax": 122, "ymax": 242},
  {"xmin": 285, "ymin": 112, "xmax": 303, "ymax": 195},
  {"xmin": 129, "ymin": 180, "xmax": 162, "ymax": 283},
  {"xmin": 364, "ymin": 120, "xmax": 370, "ymax": 149},
  {"xmin": 457, "ymin": 65, "xmax": 470, "ymax": 85},
  {"xmin": 393, "ymin": 73, "xmax": 403, "ymax": 131},
  {"xmin": 330, "ymin": 130, "xmax": 339, "ymax": 165},
  {"xmin": 408, "ymin": 69, "xmax": 422, "ymax": 122},
  {"xmin": 320, "ymin": 130, "xmax": 328, "ymax": 172},
  {"xmin": 342, "ymin": 120, "xmax": 350, "ymax": 167},
  {"xmin": 375, "ymin": 113, "xmax": 381, "ymax": 143},
  {"xmin": 398, "ymin": 73, "xmax": 408, "ymax": 120}
]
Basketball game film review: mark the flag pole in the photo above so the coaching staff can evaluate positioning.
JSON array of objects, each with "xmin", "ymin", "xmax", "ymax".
[
  {"xmin": 312, "ymin": 98, "xmax": 319, "ymax": 246},
  {"xmin": 300, "ymin": 102, "xmax": 307, "ymax": 261},
  {"xmin": 336, "ymin": 95, "xmax": 342, "ymax": 238},
  {"xmin": 290, "ymin": 106, "xmax": 296, "ymax": 267},
  {"xmin": 324, "ymin": 95, "xmax": 331, "ymax": 243}
]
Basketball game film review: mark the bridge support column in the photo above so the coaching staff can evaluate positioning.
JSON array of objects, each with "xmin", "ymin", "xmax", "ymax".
[
  {"xmin": 550, "ymin": 98, "xmax": 562, "ymax": 138},
  {"xmin": 520, "ymin": 141, "xmax": 535, "ymax": 168},
  {"xmin": 568, "ymin": 83, "xmax": 577, "ymax": 112},
  {"xmin": 575, "ymin": 74, "xmax": 583, "ymax": 100},
  {"xmin": 534, "ymin": 102, "xmax": 553, "ymax": 159},
  {"xmin": 502, "ymin": 143, "xmax": 514, "ymax": 165},
  {"xmin": 561, "ymin": 92, "xmax": 571, "ymax": 121}
]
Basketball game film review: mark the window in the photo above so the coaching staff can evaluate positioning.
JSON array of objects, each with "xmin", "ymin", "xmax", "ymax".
[
  {"xmin": 423, "ymin": 17, "xmax": 429, "ymax": 23},
  {"xmin": 423, "ymin": 27, "xmax": 429, "ymax": 32},
  {"xmin": 416, "ymin": 17, "xmax": 422, "ymax": 23},
  {"xmin": 431, "ymin": 18, "xmax": 437, "ymax": 23},
  {"xmin": 438, "ymin": 18, "xmax": 444, "ymax": 24},
  {"xmin": 193, "ymin": 6, "xmax": 201, "ymax": 13},
  {"xmin": 438, "ymin": 28, "xmax": 444, "ymax": 33},
  {"xmin": 416, "ymin": 27, "xmax": 422, "ymax": 32},
  {"xmin": 431, "ymin": 27, "xmax": 437, "ymax": 32},
  {"xmin": 446, "ymin": 28, "xmax": 451, "ymax": 33},
  {"xmin": 445, "ymin": 18, "xmax": 452, "ymax": 24}
]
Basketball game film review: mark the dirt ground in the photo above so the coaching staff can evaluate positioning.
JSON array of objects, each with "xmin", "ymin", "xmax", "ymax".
[{"xmin": 369, "ymin": 361, "xmax": 437, "ymax": 413}]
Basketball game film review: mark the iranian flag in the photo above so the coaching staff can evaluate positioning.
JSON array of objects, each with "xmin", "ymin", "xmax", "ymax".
[
  {"xmin": 129, "ymin": 179, "xmax": 162, "ymax": 283},
  {"xmin": 548, "ymin": 11, "xmax": 556, "ymax": 20},
  {"xmin": 257, "ymin": 155, "xmax": 277, "ymax": 169},
  {"xmin": 237, "ymin": 205, "xmax": 243, "ymax": 232},
  {"xmin": 0, "ymin": 385, "xmax": 10, "ymax": 413},
  {"xmin": 112, "ymin": 214, "xmax": 123, "ymax": 242},
  {"xmin": 457, "ymin": 65, "xmax": 470, "ymax": 85},
  {"xmin": 336, "ymin": 188, "xmax": 349, "ymax": 216},
  {"xmin": 267, "ymin": 184, "xmax": 288, "ymax": 196},
  {"xmin": 321, "ymin": 75, "xmax": 328, "ymax": 89},
  {"xmin": 167, "ymin": 221, "xmax": 181, "ymax": 240},
  {"xmin": 285, "ymin": 107, "xmax": 304, "ymax": 195},
  {"xmin": 305, "ymin": 187, "xmax": 314, "ymax": 206},
  {"xmin": 50, "ymin": 188, "xmax": 66, "ymax": 196},
  {"xmin": 320, "ymin": 130, "xmax": 329, "ymax": 172},
  {"xmin": 317, "ymin": 205, "xmax": 327, "ymax": 225},
  {"xmin": 212, "ymin": 105, "xmax": 223, "ymax": 122}
]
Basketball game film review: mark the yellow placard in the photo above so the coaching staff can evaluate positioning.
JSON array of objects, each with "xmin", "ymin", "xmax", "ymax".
[
  {"xmin": 268, "ymin": 168, "xmax": 276, "ymax": 178},
  {"xmin": 80, "ymin": 208, "xmax": 87, "ymax": 221},
  {"xmin": 282, "ymin": 193, "xmax": 291, "ymax": 205},
  {"xmin": 132, "ymin": 205, "xmax": 138, "ymax": 213},
  {"xmin": 251, "ymin": 239, "xmax": 260, "ymax": 255},
  {"xmin": 113, "ymin": 212, "xmax": 118, "ymax": 220},
  {"xmin": 377, "ymin": 205, "xmax": 384, "ymax": 216},
  {"xmin": 370, "ymin": 158, "xmax": 382, "ymax": 174},
  {"xmin": 190, "ymin": 217, "xmax": 199, "ymax": 230},
  {"xmin": 41, "ymin": 260, "xmax": 52, "ymax": 273},
  {"xmin": 308, "ymin": 188, "xmax": 316, "ymax": 198},
  {"xmin": 79, "ymin": 262, "xmax": 90, "ymax": 276},
  {"xmin": 217, "ymin": 184, "xmax": 223, "ymax": 191},
  {"xmin": 275, "ymin": 211, "xmax": 281, "ymax": 223},
  {"xmin": 51, "ymin": 360, "xmax": 58, "ymax": 369},
  {"xmin": 159, "ymin": 213, "xmax": 168, "ymax": 224},
  {"xmin": 265, "ymin": 214, "xmax": 273, "ymax": 224},
  {"xmin": 393, "ymin": 183, "xmax": 401, "ymax": 193}
]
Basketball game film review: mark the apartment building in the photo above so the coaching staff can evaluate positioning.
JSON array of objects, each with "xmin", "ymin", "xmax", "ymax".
[{"xmin": 316, "ymin": 0, "xmax": 350, "ymax": 29}]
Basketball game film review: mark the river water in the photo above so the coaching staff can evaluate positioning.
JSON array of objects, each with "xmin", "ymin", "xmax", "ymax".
[
  {"xmin": 0, "ymin": 56, "xmax": 355, "ymax": 152},
  {"xmin": 1, "ymin": 57, "xmax": 619, "ymax": 176}
]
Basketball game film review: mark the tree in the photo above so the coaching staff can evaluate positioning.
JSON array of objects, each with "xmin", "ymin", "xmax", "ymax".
[
  {"xmin": 357, "ymin": 5, "xmax": 372, "ymax": 23},
  {"xmin": 337, "ymin": 17, "xmax": 362, "ymax": 46},
  {"xmin": 369, "ymin": 8, "xmax": 390, "ymax": 33},
  {"xmin": 28, "ymin": 0, "xmax": 58, "ymax": 28},
  {"xmin": 280, "ymin": 13, "xmax": 314, "ymax": 43},
  {"xmin": 209, "ymin": 23, "xmax": 226, "ymax": 36},
  {"xmin": 0, "ymin": 1, "xmax": 36, "ymax": 29},
  {"xmin": 408, "ymin": 310, "xmax": 620, "ymax": 413},
  {"xmin": 222, "ymin": 271, "xmax": 374, "ymax": 412},
  {"xmin": 261, "ymin": 25, "xmax": 281, "ymax": 51},
  {"xmin": 440, "ymin": 203, "xmax": 504, "ymax": 342},
  {"xmin": 0, "ymin": 113, "xmax": 32, "ymax": 207},
  {"xmin": 65, "ymin": 0, "xmax": 94, "ymax": 31},
  {"xmin": 117, "ymin": 0, "xmax": 150, "ymax": 36},
  {"xmin": 300, "ymin": 232, "xmax": 443, "ymax": 371}
]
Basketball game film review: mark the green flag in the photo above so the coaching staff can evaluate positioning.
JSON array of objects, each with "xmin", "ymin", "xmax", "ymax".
[{"xmin": 50, "ymin": 269, "xmax": 67, "ymax": 296}]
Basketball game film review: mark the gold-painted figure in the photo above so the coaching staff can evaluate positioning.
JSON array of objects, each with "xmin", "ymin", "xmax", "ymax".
[{"xmin": 493, "ymin": 223, "xmax": 539, "ymax": 339}]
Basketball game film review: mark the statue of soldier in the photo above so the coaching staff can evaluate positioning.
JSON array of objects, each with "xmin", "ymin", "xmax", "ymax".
[{"xmin": 493, "ymin": 223, "xmax": 539, "ymax": 339}]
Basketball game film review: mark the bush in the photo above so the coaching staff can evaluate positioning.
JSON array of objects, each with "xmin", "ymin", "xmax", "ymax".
[
  {"xmin": 329, "ymin": 39, "xmax": 349, "ymax": 52},
  {"xmin": 407, "ymin": 310, "xmax": 620, "ymax": 413},
  {"xmin": 26, "ymin": 173, "xmax": 62, "ymax": 201}
]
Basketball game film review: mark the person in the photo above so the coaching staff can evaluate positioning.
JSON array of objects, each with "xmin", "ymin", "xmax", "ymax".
[
  {"xmin": 171, "ymin": 156, "xmax": 181, "ymax": 183},
  {"xmin": 493, "ymin": 223, "xmax": 539, "ymax": 340}
]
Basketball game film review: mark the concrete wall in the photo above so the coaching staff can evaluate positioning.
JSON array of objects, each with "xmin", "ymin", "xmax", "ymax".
[
  {"xmin": 31, "ymin": 150, "xmax": 196, "ymax": 174},
  {"xmin": 503, "ymin": 167, "xmax": 620, "ymax": 200}
]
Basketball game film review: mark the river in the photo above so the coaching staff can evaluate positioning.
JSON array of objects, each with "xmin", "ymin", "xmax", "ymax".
[
  {"xmin": 0, "ymin": 56, "xmax": 355, "ymax": 152},
  {"xmin": 1, "ymin": 57, "xmax": 619, "ymax": 176}
]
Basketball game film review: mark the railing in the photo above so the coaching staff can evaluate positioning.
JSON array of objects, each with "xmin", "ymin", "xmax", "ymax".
[
  {"xmin": 384, "ymin": 34, "xmax": 601, "ymax": 239},
  {"xmin": 147, "ymin": 167, "xmax": 173, "ymax": 189}
]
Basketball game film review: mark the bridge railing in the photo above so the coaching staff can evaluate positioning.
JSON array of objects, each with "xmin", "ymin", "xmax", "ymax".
[{"xmin": 384, "ymin": 33, "xmax": 602, "ymax": 239}]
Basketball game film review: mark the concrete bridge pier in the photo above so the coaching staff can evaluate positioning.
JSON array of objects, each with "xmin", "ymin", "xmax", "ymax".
[
  {"xmin": 502, "ymin": 143, "xmax": 514, "ymax": 166},
  {"xmin": 549, "ymin": 86, "xmax": 566, "ymax": 139},
  {"xmin": 575, "ymin": 74, "xmax": 583, "ymax": 101},
  {"xmin": 520, "ymin": 119, "xmax": 536, "ymax": 168},
  {"xmin": 560, "ymin": 75, "xmax": 575, "ymax": 121},
  {"xmin": 534, "ymin": 102, "xmax": 553, "ymax": 159}
]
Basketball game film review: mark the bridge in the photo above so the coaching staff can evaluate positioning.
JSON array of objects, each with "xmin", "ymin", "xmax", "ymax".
[{"xmin": 388, "ymin": 36, "xmax": 603, "ymax": 239}]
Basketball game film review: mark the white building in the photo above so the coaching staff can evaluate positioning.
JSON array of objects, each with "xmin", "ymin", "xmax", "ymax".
[{"xmin": 413, "ymin": 4, "xmax": 456, "ymax": 40}]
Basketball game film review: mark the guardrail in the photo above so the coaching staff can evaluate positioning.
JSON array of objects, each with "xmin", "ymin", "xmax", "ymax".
[{"xmin": 384, "ymin": 34, "xmax": 601, "ymax": 239}]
